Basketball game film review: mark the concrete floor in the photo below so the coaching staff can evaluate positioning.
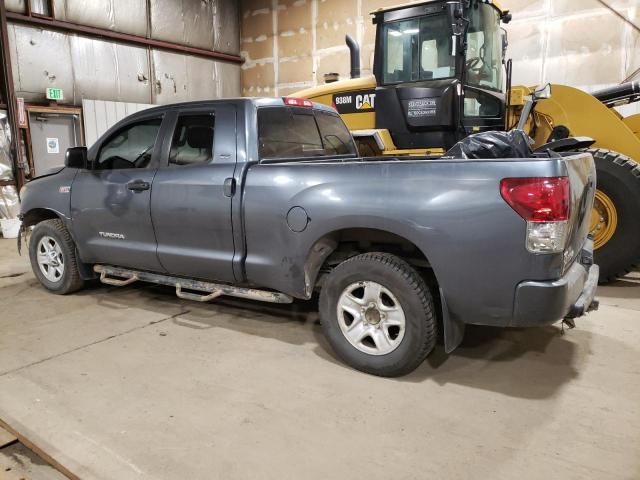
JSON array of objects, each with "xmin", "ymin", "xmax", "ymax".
[
  {"xmin": 0, "ymin": 237, "xmax": 638, "ymax": 480},
  {"xmin": 0, "ymin": 437, "xmax": 68, "ymax": 480}
]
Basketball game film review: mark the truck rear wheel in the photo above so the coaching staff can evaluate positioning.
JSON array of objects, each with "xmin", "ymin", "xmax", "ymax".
[
  {"xmin": 29, "ymin": 219, "xmax": 84, "ymax": 294},
  {"xmin": 319, "ymin": 252, "xmax": 437, "ymax": 377},
  {"xmin": 589, "ymin": 149, "xmax": 640, "ymax": 282}
]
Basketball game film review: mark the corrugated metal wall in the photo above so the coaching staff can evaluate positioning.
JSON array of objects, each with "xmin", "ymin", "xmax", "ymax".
[{"xmin": 4, "ymin": 0, "xmax": 241, "ymax": 106}]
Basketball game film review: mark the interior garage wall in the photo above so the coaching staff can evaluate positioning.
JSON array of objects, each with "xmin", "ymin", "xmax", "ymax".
[
  {"xmin": 505, "ymin": 0, "xmax": 639, "ymax": 88},
  {"xmin": 240, "ymin": 0, "xmax": 640, "ymax": 97},
  {"xmin": 4, "ymin": 0, "xmax": 241, "ymax": 106}
]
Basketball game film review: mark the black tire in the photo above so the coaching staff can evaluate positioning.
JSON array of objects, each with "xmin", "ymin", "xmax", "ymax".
[
  {"xmin": 28, "ymin": 219, "xmax": 84, "ymax": 294},
  {"xmin": 319, "ymin": 252, "xmax": 437, "ymax": 377},
  {"xmin": 589, "ymin": 149, "xmax": 640, "ymax": 282}
]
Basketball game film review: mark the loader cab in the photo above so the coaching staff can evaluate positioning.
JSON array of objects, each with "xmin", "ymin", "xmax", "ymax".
[{"xmin": 372, "ymin": 0, "xmax": 511, "ymax": 150}]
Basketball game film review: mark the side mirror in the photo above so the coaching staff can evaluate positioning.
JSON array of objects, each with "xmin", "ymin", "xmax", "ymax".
[{"xmin": 65, "ymin": 146, "xmax": 88, "ymax": 169}]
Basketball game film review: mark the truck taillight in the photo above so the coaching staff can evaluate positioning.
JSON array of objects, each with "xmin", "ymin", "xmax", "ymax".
[
  {"xmin": 283, "ymin": 97, "xmax": 313, "ymax": 107},
  {"xmin": 500, "ymin": 177, "xmax": 570, "ymax": 254}
]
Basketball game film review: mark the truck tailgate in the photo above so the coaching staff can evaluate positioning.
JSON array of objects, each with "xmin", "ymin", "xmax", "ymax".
[{"xmin": 562, "ymin": 152, "xmax": 597, "ymax": 272}]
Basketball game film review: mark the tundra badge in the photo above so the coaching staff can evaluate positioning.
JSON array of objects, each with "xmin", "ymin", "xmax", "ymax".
[{"xmin": 99, "ymin": 232, "xmax": 125, "ymax": 240}]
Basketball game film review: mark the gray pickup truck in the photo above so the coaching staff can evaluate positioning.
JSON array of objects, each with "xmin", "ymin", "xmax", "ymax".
[{"xmin": 19, "ymin": 97, "xmax": 599, "ymax": 377}]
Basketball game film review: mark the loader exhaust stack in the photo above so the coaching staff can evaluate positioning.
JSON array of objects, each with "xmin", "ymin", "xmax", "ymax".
[{"xmin": 345, "ymin": 35, "xmax": 361, "ymax": 79}]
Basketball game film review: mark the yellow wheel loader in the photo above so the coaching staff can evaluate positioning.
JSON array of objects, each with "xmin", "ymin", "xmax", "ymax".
[{"xmin": 294, "ymin": 0, "xmax": 640, "ymax": 282}]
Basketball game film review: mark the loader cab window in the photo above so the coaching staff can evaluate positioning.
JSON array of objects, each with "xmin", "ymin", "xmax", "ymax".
[
  {"xmin": 382, "ymin": 14, "xmax": 454, "ymax": 84},
  {"xmin": 96, "ymin": 118, "xmax": 162, "ymax": 170},
  {"xmin": 465, "ymin": 3, "xmax": 503, "ymax": 91}
]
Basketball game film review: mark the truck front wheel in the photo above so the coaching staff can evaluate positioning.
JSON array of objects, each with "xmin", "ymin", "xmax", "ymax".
[
  {"xmin": 28, "ymin": 219, "xmax": 84, "ymax": 294},
  {"xmin": 319, "ymin": 252, "xmax": 437, "ymax": 377}
]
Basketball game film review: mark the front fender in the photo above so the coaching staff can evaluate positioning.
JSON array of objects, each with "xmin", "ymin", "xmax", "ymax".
[
  {"xmin": 19, "ymin": 167, "xmax": 78, "ymax": 227},
  {"xmin": 17, "ymin": 168, "xmax": 95, "ymax": 279}
]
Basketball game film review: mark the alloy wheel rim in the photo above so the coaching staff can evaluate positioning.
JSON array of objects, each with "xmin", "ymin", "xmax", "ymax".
[
  {"xmin": 336, "ymin": 281, "xmax": 406, "ymax": 356},
  {"xmin": 590, "ymin": 189, "xmax": 617, "ymax": 250},
  {"xmin": 36, "ymin": 236, "xmax": 65, "ymax": 283}
]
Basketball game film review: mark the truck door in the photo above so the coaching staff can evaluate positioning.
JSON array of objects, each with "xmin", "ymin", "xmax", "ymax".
[
  {"xmin": 70, "ymin": 114, "xmax": 167, "ymax": 272},
  {"xmin": 150, "ymin": 105, "xmax": 237, "ymax": 283}
]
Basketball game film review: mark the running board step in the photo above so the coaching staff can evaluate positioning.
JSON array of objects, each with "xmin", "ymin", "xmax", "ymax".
[{"xmin": 94, "ymin": 265, "xmax": 293, "ymax": 304}]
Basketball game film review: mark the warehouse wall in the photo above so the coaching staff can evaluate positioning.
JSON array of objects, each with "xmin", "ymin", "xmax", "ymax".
[
  {"xmin": 506, "ymin": 0, "xmax": 639, "ymax": 89},
  {"xmin": 240, "ymin": 0, "xmax": 640, "ymax": 96},
  {"xmin": 4, "ymin": 0, "xmax": 241, "ymax": 105}
]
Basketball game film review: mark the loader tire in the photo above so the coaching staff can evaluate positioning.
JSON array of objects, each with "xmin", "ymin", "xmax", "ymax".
[{"xmin": 589, "ymin": 149, "xmax": 640, "ymax": 283}]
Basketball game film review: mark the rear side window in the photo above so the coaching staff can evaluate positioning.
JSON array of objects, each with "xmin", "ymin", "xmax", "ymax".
[
  {"xmin": 169, "ymin": 114, "xmax": 215, "ymax": 166},
  {"xmin": 258, "ymin": 107, "xmax": 356, "ymax": 160}
]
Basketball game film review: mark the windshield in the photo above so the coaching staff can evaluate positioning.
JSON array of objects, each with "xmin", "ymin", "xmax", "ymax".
[
  {"xmin": 382, "ymin": 14, "xmax": 454, "ymax": 84},
  {"xmin": 465, "ymin": 4, "xmax": 503, "ymax": 91}
]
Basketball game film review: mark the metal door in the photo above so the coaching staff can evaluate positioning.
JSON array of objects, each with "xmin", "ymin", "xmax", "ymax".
[
  {"xmin": 70, "ymin": 114, "xmax": 168, "ymax": 272},
  {"xmin": 28, "ymin": 112, "xmax": 81, "ymax": 176},
  {"xmin": 150, "ymin": 104, "xmax": 237, "ymax": 282}
]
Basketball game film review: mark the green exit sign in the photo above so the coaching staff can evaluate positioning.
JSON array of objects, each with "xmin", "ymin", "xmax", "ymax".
[{"xmin": 46, "ymin": 87, "xmax": 63, "ymax": 101}]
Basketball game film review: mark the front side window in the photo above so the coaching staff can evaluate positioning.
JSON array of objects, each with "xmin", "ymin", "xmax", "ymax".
[
  {"xmin": 258, "ymin": 107, "xmax": 357, "ymax": 160},
  {"xmin": 169, "ymin": 114, "xmax": 215, "ymax": 166},
  {"xmin": 465, "ymin": 4, "xmax": 503, "ymax": 91},
  {"xmin": 96, "ymin": 118, "xmax": 162, "ymax": 170},
  {"xmin": 383, "ymin": 15, "xmax": 454, "ymax": 84}
]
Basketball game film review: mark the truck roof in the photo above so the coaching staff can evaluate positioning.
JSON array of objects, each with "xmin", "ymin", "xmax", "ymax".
[{"xmin": 124, "ymin": 97, "xmax": 338, "ymax": 119}]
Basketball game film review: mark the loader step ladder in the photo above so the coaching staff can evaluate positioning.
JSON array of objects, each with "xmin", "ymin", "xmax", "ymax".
[{"xmin": 94, "ymin": 265, "xmax": 294, "ymax": 304}]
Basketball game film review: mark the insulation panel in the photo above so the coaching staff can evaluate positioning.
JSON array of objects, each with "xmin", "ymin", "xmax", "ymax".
[
  {"xmin": 53, "ymin": 0, "xmax": 148, "ymax": 36},
  {"xmin": 240, "ymin": 0, "xmax": 640, "ymax": 95},
  {"xmin": 6, "ymin": 0, "xmax": 241, "ymax": 106}
]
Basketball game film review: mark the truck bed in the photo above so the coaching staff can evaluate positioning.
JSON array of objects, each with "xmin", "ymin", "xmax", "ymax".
[{"xmin": 243, "ymin": 151, "xmax": 595, "ymax": 327}]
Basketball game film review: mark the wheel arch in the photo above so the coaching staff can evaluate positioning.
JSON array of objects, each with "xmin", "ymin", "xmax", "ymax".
[
  {"xmin": 21, "ymin": 207, "xmax": 65, "ymax": 228},
  {"xmin": 303, "ymin": 226, "xmax": 438, "ymax": 296},
  {"xmin": 302, "ymin": 226, "xmax": 465, "ymax": 352},
  {"xmin": 22, "ymin": 210, "xmax": 95, "ymax": 281}
]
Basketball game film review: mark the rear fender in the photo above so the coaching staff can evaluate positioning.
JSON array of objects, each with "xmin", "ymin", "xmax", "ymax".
[{"xmin": 303, "ymin": 227, "xmax": 466, "ymax": 349}]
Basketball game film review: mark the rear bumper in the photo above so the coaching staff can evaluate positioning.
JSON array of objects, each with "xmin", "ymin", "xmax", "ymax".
[{"xmin": 512, "ymin": 240, "xmax": 599, "ymax": 327}]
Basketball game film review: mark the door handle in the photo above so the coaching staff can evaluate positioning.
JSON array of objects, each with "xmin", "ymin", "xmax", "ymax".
[
  {"xmin": 127, "ymin": 180, "xmax": 150, "ymax": 192},
  {"xmin": 223, "ymin": 177, "xmax": 236, "ymax": 197}
]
